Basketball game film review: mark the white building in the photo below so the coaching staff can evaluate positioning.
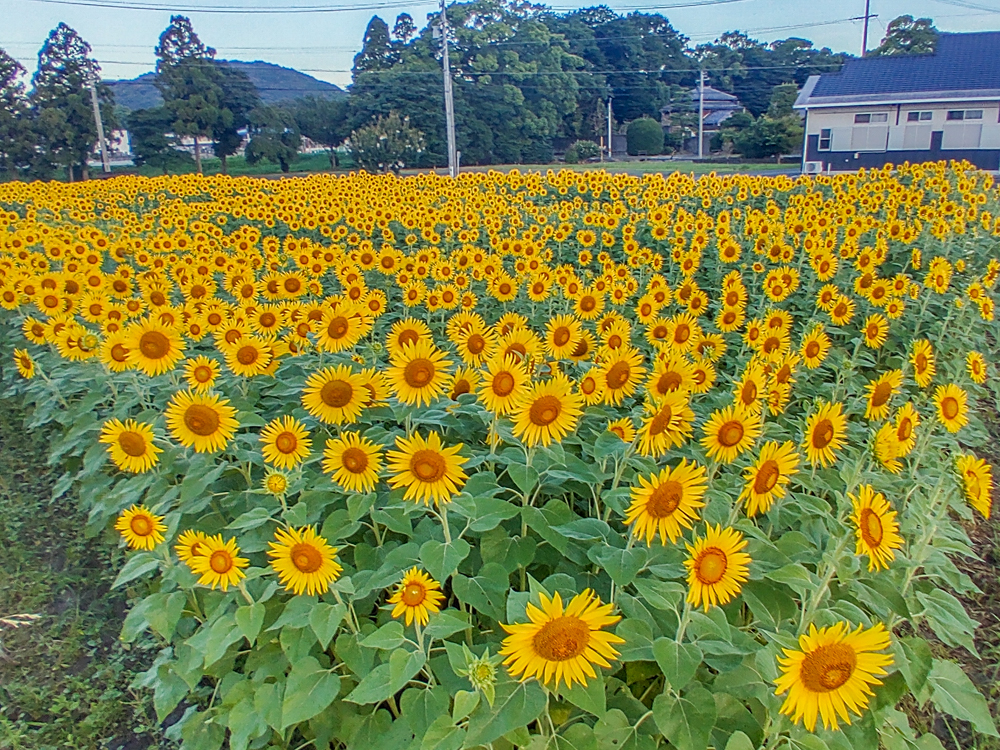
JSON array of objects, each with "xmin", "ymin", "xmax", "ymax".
[{"xmin": 794, "ymin": 31, "xmax": 1000, "ymax": 173}]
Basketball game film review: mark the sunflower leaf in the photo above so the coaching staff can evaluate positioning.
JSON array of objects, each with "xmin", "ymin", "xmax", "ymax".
[
  {"xmin": 464, "ymin": 677, "xmax": 546, "ymax": 746},
  {"xmin": 652, "ymin": 639, "xmax": 702, "ymax": 690},
  {"xmin": 927, "ymin": 659, "xmax": 998, "ymax": 737},
  {"xmin": 420, "ymin": 538, "xmax": 470, "ymax": 582},
  {"xmin": 653, "ymin": 685, "xmax": 717, "ymax": 750},
  {"xmin": 281, "ymin": 656, "xmax": 341, "ymax": 730}
]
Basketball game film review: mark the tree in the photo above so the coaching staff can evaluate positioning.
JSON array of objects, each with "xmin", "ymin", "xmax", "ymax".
[
  {"xmin": 155, "ymin": 16, "xmax": 222, "ymax": 173},
  {"xmin": 626, "ymin": 117, "xmax": 663, "ymax": 155},
  {"xmin": 0, "ymin": 48, "xmax": 32, "ymax": 180},
  {"xmin": 393, "ymin": 14, "xmax": 417, "ymax": 43},
  {"xmin": 733, "ymin": 115, "xmax": 802, "ymax": 158},
  {"xmin": 212, "ymin": 65, "xmax": 261, "ymax": 175},
  {"xmin": 126, "ymin": 107, "xmax": 193, "ymax": 174},
  {"xmin": 30, "ymin": 23, "xmax": 115, "ymax": 181},
  {"xmin": 245, "ymin": 105, "xmax": 300, "ymax": 172},
  {"xmin": 767, "ymin": 83, "xmax": 799, "ymax": 118},
  {"xmin": 354, "ymin": 17, "xmax": 395, "ymax": 73},
  {"xmin": 870, "ymin": 16, "xmax": 938, "ymax": 57},
  {"xmin": 350, "ymin": 112, "xmax": 424, "ymax": 174},
  {"xmin": 293, "ymin": 96, "xmax": 350, "ymax": 168}
]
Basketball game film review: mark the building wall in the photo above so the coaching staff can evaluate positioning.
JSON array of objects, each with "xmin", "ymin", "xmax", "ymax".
[{"xmin": 802, "ymin": 103, "xmax": 1000, "ymax": 172}]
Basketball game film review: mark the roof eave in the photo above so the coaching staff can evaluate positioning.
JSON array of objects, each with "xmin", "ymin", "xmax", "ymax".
[{"xmin": 795, "ymin": 88, "xmax": 1000, "ymax": 109}]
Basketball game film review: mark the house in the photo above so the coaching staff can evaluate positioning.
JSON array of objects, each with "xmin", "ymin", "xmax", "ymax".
[
  {"xmin": 661, "ymin": 86, "xmax": 744, "ymax": 155},
  {"xmin": 794, "ymin": 31, "xmax": 1000, "ymax": 173}
]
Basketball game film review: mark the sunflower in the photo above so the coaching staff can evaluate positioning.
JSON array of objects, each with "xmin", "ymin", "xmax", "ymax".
[
  {"xmin": 607, "ymin": 418, "xmax": 636, "ymax": 443},
  {"xmin": 267, "ymin": 526, "xmax": 343, "ymax": 596},
  {"xmin": 449, "ymin": 366, "xmax": 481, "ymax": 400},
  {"xmin": 849, "ymin": 485, "xmax": 903, "ymax": 572},
  {"xmin": 511, "ymin": 374, "xmax": 584, "ymax": 448},
  {"xmin": 387, "ymin": 339, "xmax": 453, "ymax": 408},
  {"xmin": 322, "ymin": 432, "xmax": 383, "ymax": 493},
  {"xmin": 175, "ymin": 529, "xmax": 208, "ymax": 563},
  {"xmin": 302, "ymin": 365, "xmax": 367, "ymax": 424},
  {"xmin": 223, "ymin": 336, "xmax": 273, "ymax": 377},
  {"xmin": 739, "ymin": 441, "xmax": 799, "ymax": 517},
  {"xmin": 188, "ymin": 534, "xmax": 249, "ymax": 591},
  {"xmin": 13, "ymin": 348, "xmax": 35, "ymax": 379},
  {"xmin": 386, "ymin": 431, "xmax": 468, "ymax": 505},
  {"xmin": 733, "ymin": 363, "xmax": 768, "ymax": 413},
  {"xmin": 646, "ymin": 353, "xmax": 695, "ymax": 400},
  {"xmin": 387, "ymin": 317, "xmax": 432, "ymax": 357},
  {"xmin": 184, "ymin": 356, "xmax": 220, "ymax": 391},
  {"xmin": 125, "ymin": 319, "xmax": 185, "ymax": 376},
  {"xmin": 637, "ymin": 391, "xmax": 695, "ymax": 457},
  {"xmin": 684, "ymin": 525, "xmax": 751, "ymax": 611},
  {"xmin": 316, "ymin": 305, "xmax": 370, "ymax": 353},
  {"xmin": 100, "ymin": 418, "xmax": 161, "ymax": 473},
  {"xmin": 893, "ymin": 402, "xmax": 919, "ymax": 456},
  {"xmin": 114, "ymin": 504, "xmax": 166, "ymax": 550},
  {"xmin": 800, "ymin": 326, "xmax": 831, "ymax": 369},
  {"xmin": 934, "ymin": 383, "xmax": 968, "ymax": 432},
  {"xmin": 478, "ymin": 354, "xmax": 530, "ymax": 415},
  {"xmin": 967, "ymin": 350, "xmax": 987, "ymax": 385},
  {"xmin": 165, "ymin": 390, "xmax": 239, "ymax": 453},
  {"xmin": 864, "ymin": 370, "xmax": 903, "ymax": 421},
  {"xmin": 500, "ymin": 589, "xmax": 624, "ymax": 690},
  {"xmin": 861, "ymin": 314, "xmax": 889, "ymax": 349},
  {"xmin": 803, "ymin": 401, "xmax": 848, "ymax": 467},
  {"xmin": 388, "ymin": 567, "xmax": 446, "ymax": 627},
  {"xmin": 600, "ymin": 347, "xmax": 646, "ymax": 405},
  {"xmin": 701, "ymin": 405, "xmax": 760, "ymax": 464},
  {"xmin": 910, "ymin": 339, "xmax": 935, "ymax": 388},
  {"xmin": 775, "ymin": 621, "xmax": 894, "ymax": 732},
  {"xmin": 260, "ymin": 416, "xmax": 311, "ymax": 469},
  {"xmin": 624, "ymin": 459, "xmax": 708, "ymax": 545},
  {"xmin": 956, "ymin": 454, "xmax": 993, "ymax": 518},
  {"xmin": 545, "ymin": 314, "xmax": 583, "ymax": 359},
  {"xmin": 264, "ymin": 470, "xmax": 289, "ymax": 496},
  {"xmin": 455, "ymin": 326, "xmax": 497, "ymax": 366}
]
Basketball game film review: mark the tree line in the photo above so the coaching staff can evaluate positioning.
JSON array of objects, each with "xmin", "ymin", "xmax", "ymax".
[{"xmin": 0, "ymin": 5, "xmax": 940, "ymax": 179}]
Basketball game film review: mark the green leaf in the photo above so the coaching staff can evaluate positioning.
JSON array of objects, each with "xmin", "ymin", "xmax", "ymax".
[
  {"xmin": 589, "ymin": 546, "xmax": 647, "ymax": 587},
  {"xmin": 893, "ymin": 636, "xmax": 932, "ymax": 698},
  {"xmin": 146, "ymin": 591, "xmax": 186, "ymax": 641},
  {"xmin": 724, "ymin": 731, "xmax": 755, "ymax": 750},
  {"xmin": 452, "ymin": 690, "xmax": 480, "ymax": 721},
  {"xmin": 465, "ymin": 678, "xmax": 547, "ymax": 746},
  {"xmin": 917, "ymin": 590, "xmax": 979, "ymax": 656},
  {"xmin": 423, "ymin": 610, "xmax": 471, "ymax": 640},
  {"xmin": 633, "ymin": 579, "xmax": 685, "ymax": 612},
  {"xmin": 361, "ymin": 621, "xmax": 405, "ymax": 650},
  {"xmin": 113, "ymin": 552, "xmax": 160, "ymax": 589},
  {"xmin": 227, "ymin": 697, "xmax": 269, "ymax": 750},
  {"xmin": 227, "ymin": 506, "xmax": 275, "ymax": 531},
  {"xmin": 927, "ymin": 659, "xmax": 998, "ymax": 737},
  {"xmin": 653, "ymin": 686, "xmax": 717, "ymax": 750},
  {"xmin": 507, "ymin": 462, "xmax": 539, "ymax": 495},
  {"xmin": 235, "ymin": 603, "xmax": 265, "ymax": 645},
  {"xmin": 345, "ymin": 648, "xmax": 426, "ymax": 704},
  {"xmin": 180, "ymin": 709, "xmax": 225, "ymax": 750},
  {"xmin": 615, "ymin": 618, "xmax": 655, "ymax": 662},
  {"xmin": 153, "ymin": 667, "xmax": 189, "ymax": 722},
  {"xmin": 452, "ymin": 564, "xmax": 508, "ymax": 621},
  {"xmin": 201, "ymin": 614, "xmax": 243, "ymax": 666},
  {"xmin": 281, "ymin": 656, "xmax": 341, "ymax": 729},
  {"xmin": 254, "ymin": 681, "xmax": 283, "ymax": 731},
  {"xmin": 594, "ymin": 708, "xmax": 657, "ymax": 750},
  {"xmin": 420, "ymin": 538, "xmax": 471, "ymax": 583},
  {"xmin": 563, "ymin": 676, "xmax": 606, "ymax": 717},
  {"xmin": 309, "ymin": 601, "xmax": 347, "ymax": 650},
  {"xmin": 652, "ymin": 639, "xmax": 702, "ymax": 690},
  {"xmin": 764, "ymin": 563, "xmax": 815, "ymax": 596},
  {"xmin": 421, "ymin": 715, "xmax": 465, "ymax": 750},
  {"xmin": 400, "ymin": 686, "xmax": 451, "ymax": 737},
  {"xmin": 468, "ymin": 496, "xmax": 520, "ymax": 533}
]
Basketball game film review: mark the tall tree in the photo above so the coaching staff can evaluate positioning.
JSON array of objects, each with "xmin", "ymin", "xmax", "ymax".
[
  {"xmin": 354, "ymin": 17, "xmax": 395, "ymax": 73},
  {"xmin": 870, "ymin": 16, "xmax": 938, "ymax": 56},
  {"xmin": 293, "ymin": 96, "xmax": 349, "ymax": 168},
  {"xmin": 0, "ymin": 48, "xmax": 32, "ymax": 180},
  {"xmin": 393, "ymin": 14, "xmax": 417, "ymax": 44},
  {"xmin": 245, "ymin": 105, "xmax": 301, "ymax": 173},
  {"xmin": 126, "ymin": 106, "xmax": 193, "ymax": 174},
  {"xmin": 155, "ymin": 16, "xmax": 222, "ymax": 173},
  {"xmin": 212, "ymin": 65, "xmax": 261, "ymax": 175},
  {"xmin": 30, "ymin": 24, "xmax": 115, "ymax": 181}
]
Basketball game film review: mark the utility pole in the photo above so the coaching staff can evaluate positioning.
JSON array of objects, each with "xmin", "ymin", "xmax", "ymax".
[
  {"xmin": 88, "ymin": 77, "xmax": 111, "ymax": 174},
  {"xmin": 862, "ymin": 0, "xmax": 872, "ymax": 56},
  {"xmin": 606, "ymin": 94, "xmax": 613, "ymax": 162},
  {"xmin": 439, "ymin": 0, "xmax": 458, "ymax": 178},
  {"xmin": 697, "ymin": 68, "xmax": 705, "ymax": 159}
]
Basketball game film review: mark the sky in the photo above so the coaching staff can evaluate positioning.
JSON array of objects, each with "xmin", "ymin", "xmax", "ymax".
[{"xmin": 2, "ymin": 0, "xmax": 999, "ymax": 89}]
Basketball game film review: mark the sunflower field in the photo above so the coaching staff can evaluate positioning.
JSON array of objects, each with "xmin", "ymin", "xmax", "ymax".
[{"xmin": 0, "ymin": 162, "xmax": 998, "ymax": 750}]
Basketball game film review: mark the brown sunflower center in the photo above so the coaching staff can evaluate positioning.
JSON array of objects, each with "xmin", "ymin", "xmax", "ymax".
[
  {"xmin": 532, "ymin": 615, "xmax": 590, "ymax": 661},
  {"xmin": 411, "ymin": 450, "xmax": 446, "ymax": 482},
  {"xmin": 812, "ymin": 418, "xmax": 834, "ymax": 449},
  {"xmin": 493, "ymin": 372, "xmax": 515, "ymax": 397},
  {"xmin": 695, "ymin": 547, "xmax": 728, "ymax": 585},
  {"xmin": 718, "ymin": 420, "xmax": 745, "ymax": 448},
  {"xmin": 673, "ymin": 324, "xmax": 691, "ymax": 345},
  {"xmin": 341, "ymin": 446, "xmax": 368, "ymax": 473},
  {"xmin": 210, "ymin": 550, "xmax": 234, "ymax": 574},
  {"xmin": 467, "ymin": 333, "xmax": 486, "ymax": 354},
  {"xmin": 859, "ymin": 507, "xmax": 884, "ymax": 547},
  {"xmin": 579, "ymin": 296, "xmax": 596, "ymax": 312},
  {"xmin": 657, "ymin": 371, "xmax": 683, "ymax": 393},
  {"xmin": 402, "ymin": 582, "xmax": 427, "ymax": 606},
  {"xmin": 118, "ymin": 431, "xmax": 148, "ymax": 457},
  {"xmin": 237, "ymin": 345, "xmax": 259, "ymax": 366},
  {"xmin": 398, "ymin": 330, "xmax": 419, "ymax": 348},
  {"xmin": 404, "ymin": 358, "xmax": 435, "ymax": 388},
  {"xmin": 741, "ymin": 381, "xmax": 758, "ymax": 404},
  {"xmin": 139, "ymin": 330, "xmax": 170, "ymax": 359},
  {"xmin": 260, "ymin": 312, "xmax": 276, "ymax": 328},
  {"xmin": 291, "ymin": 543, "xmax": 324, "ymax": 573},
  {"xmin": 275, "ymin": 432, "xmax": 298, "ymax": 454},
  {"xmin": 871, "ymin": 382, "xmax": 893, "ymax": 408},
  {"xmin": 327, "ymin": 316, "xmax": 349, "ymax": 339},
  {"xmin": 320, "ymin": 379, "xmax": 353, "ymax": 408},
  {"xmin": 647, "ymin": 480, "xmax": 683, "ymax": 518},
  {"xmin": 915, "ymin": 353, "xmax": 928, "ymax": 371},
  {"xmin": 553, "ymin": 327, "xmax": 571, "ymax": 347},
  {"xmin": 606, "ymin": 361, "xmax": 631, "ymax": 389},
  {"xmin": 897, "ymin": 418, "xmax": 913, "ymax": 441},
  {"xmin": 529, "ymin": 395, "xmax": 562, "ymax": 427},
  {"xmin": 129, "ymin": 515, "xmax": 152, "ymax": 536},
  {"xmin": 753, "ymin": 459, "xmax": 780, "ymax": 495},
  {"xmin": 452, "ymin": 379, "xmax": 472, "ymax": 398},
  {"xmin": 800, "ymin": 643, "xmax": 857, "ymax": 693},
  {"xmin": 941, "ymin": 396, "xmax": 960, "ymax": 420},
  {"xmin": 194, "ymin": 365, "xmax": 213, "ymax": 383},
  {"xmin": 184, "ymin": 405, "xmax": 221, "ymax": 436}
]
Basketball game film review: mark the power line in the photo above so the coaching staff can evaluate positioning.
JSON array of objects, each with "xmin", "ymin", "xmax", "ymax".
[{"xmin": 28, "ymin": 0, "xmax": 436, "ymax": 13}]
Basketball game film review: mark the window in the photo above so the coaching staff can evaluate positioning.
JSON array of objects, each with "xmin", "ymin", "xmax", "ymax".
[
  {"xmin": 907, "ymin": 111, "xmax": 932, "ymax": 122},
  {"xmin": 854, "ymin": 113, "xmax": 888, "ymax": 124},
  {"xmin": 966, "ymin": 110, "xmax": 983, "ymax": 119},
  {"xmin": 942, "ymin": 124, "xmax": 982, "ymax": 149},
  {"xmin": 818, "ymin": 128, "xmax": 832, "ymax": 151},
  {"xmin": 947, "ymin": 110, "xmax": 964, "ymax": 120}
]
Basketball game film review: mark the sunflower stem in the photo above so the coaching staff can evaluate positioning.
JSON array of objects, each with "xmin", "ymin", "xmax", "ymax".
[
  {"xmin": 236, "ymin": 580, "xmax": 255, "ymax": 606},
  {"xmin": 798, "ymin": 532, "xmax": 850, "ymax": 635},
  {"xmin": 675, "ymin": 599, "xmax": 691, "ymax": 643}
]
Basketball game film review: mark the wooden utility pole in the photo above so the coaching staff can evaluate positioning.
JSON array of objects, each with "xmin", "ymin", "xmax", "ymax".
[
  {"xmin": 607, "ymin": 94, "xmax": 613, "ymax": 161},
  {"xmin": 862, "ymin": 0, "xmax": 872, "ymax": 56},
  {"xmin": 698, "ymin": 68, "xmax": 705, "ymax": 159},
  {"xmin": 88, "ymin": 78, "xmax": 111, "ymax": 174},
  {"xmin": 440, "ymin": 0, "xmax": 458, "ymax": 178}
]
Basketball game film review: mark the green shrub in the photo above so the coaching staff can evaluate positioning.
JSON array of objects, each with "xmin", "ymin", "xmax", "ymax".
[{"xmin": 626, "ymin": 117, "xmax": 663, "ymax": 156}]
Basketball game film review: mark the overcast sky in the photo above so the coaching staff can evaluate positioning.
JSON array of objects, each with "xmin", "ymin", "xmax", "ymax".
[{"xmin": 2, "ymin": 0, "xmax": 998, "ymax": 88}]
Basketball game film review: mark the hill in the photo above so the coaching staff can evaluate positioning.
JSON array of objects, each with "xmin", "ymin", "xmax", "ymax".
[{"xmin": 108, "ymin": 60, "xmax": 345, "ymax": 111}]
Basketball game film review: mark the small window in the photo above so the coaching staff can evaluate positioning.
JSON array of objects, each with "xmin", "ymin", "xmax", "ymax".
[
  {"xmin": 907, "ymin": 111, "xmax": 932, "ymax": 121},
  {"xmin": 947, "ymin": 110, "xmax": 965, "ymax": 121},
  {"xmin": 966, "ymin": 110, "xmax": 983, "ymax": 120},
  {"xmin": 818, "ymin": 129, "xmax": 832, "ymax": 151},
  {"xmin": 871, "ymin": 113, "xmax": 888, "ymax": 123},
  {"xmin": 854, "ymin": 114, "xmax": 871, "ymax": 123}
]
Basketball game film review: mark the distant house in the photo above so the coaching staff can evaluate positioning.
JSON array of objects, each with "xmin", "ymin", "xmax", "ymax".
[
  {"xmin": 794, "ymin": 31, "xmax": 1000, "ymax": 173},
  {"xmin": 661, "ymin": 86, "xmax": 744, "ymax": 154}
]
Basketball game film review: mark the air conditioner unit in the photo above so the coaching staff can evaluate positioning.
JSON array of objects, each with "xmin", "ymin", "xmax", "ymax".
[{"xmin": 803, "ymin": 161, "xmax": 824, "ymax": 175}]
